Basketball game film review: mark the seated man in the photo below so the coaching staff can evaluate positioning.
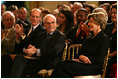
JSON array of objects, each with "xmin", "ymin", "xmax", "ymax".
[{"xmin": 10, "ymin": 14, "xmax": 66, "ymax": 78}]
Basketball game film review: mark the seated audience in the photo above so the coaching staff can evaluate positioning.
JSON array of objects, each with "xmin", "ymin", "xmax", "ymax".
[
  {"xmin": 10, "ymin": 14, "xmax": 66, "ymax": 78},
  {"xmin": 51, "ymin": 12, "xmax": 109, "ymax": 78},
  {"xmin": 66, "ymin": 8, "xmax": 89, "ymax": 44}
]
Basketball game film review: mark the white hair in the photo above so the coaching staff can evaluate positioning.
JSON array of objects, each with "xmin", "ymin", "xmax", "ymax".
[
  {"xmin": 30, "ymin": 8, "xmax": 41, "ymax": 15},
  {"xmin": 74, "ymin": 2, "xmax": 83, "ymax": 7},
  {"xmin": 2, "ymin": 11, "xmax": 15, "ymax": 21},
  {"xmin": 43, "ymin": 14, "xmax": 56, "ymax": 23}
]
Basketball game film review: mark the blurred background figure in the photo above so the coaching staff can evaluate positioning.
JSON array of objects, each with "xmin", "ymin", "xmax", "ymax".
[
  {"xmin": 1, "ymin": 4, "xmax": 6, "ymax": 30},
  {"xmin": 51, "ymin": 9, "xmax": 59, "ymax": 27},
  {"xmin": 66, "ymin": 8, "xmax": 89, "ymax": 44},
  {"xmin": 99, "ymin": 3, "xmax": 112, "ymax": 23},
  {"xmin": 1, "ymin": 4, "xmax": 6, "ymax": 17},
  {"xmin": 17, "ymin": 7, "xmax": 31, "ymax": 30},
  {"xmin": 104, "ymin": 3, "xmax": 117, "ymax": 78},
  {"xmin": 83, "ymin": 3, "xmax": 95, "ymax": 15},
  {"xmin": 73, "ymin": 2, "xmax": 83, "ymax": 27},
  {"xmin": 8, "ymin": 5, "xmax": 19, "ymax": 23},
  {"xmin": 57, "ymin": 9, "xmax": 74, "ymax": 36}
]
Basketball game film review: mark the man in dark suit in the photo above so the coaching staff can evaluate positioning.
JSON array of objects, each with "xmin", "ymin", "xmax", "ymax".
[
  {"xmin": 10, "ymin": 14, "xmax": 65, "ymax": 77},
  {"xmin": 16, "ymin": 7, "xmax": 31, "ymax": 30},
  {"xmin": 15, "ymin": 8, "xmax": 46, "ymax": 54}
]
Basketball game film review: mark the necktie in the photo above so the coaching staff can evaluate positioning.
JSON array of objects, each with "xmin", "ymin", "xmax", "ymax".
[
  {"xmin": 3, "ymin": 30, "xmax": 8, "ymax": 38},
  {"xmin": 32, "ymin": 27, "xmax": 34, "ymax": 32},
  {"xmin": 76, "ymin": 27, "xmax": 81, "ymax": 38},
  {"xmin": 46, "ymin": 34, "xmax": 51, "ymax": 40},
  {"xmin": 27, "ymin": 27, "xmax": 34, "ymax": 36}
]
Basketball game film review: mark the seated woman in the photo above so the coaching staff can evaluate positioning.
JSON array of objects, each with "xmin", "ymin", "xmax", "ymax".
[{"xmin": 51, "ymin": 12, "xmax": 110, "ymax": 78}]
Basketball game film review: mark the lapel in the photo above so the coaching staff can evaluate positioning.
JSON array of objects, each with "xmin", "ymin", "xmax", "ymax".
[
  {"xmin": 6, "ymin": 28, "xmax": 15, "ymax": 38},
  {"xmin": 27, "ymin": 24, "xmax": 42, "ymax": 37}
]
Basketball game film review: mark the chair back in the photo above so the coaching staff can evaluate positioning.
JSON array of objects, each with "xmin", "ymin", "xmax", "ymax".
[
  {"xmin": 101, "ymin": 48, "xmax": 110, "ymax": 78},
  {"xmin": 62, "ymin": 44, "xmax": 82, "ymax": 60}
]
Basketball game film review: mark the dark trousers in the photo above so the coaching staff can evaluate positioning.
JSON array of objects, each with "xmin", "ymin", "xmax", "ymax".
[
  {"xmin": 51, "ymin": 60, "xmax": 102, "ymax": 78},
  {"xmin": 1, "ymin": 55, "xmax": 13, "ymax": 78}
]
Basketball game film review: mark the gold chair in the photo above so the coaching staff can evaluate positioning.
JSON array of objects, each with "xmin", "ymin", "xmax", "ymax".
[
  {"xmin": 63, "ymin": 44, "xmax": 110, "ymax": 78},
  {"xmin": 62, "ymin": 43, "xmax": 82, "ymax": 60},
  {"xmin": 74, "ymin": 48, "xmax": 110, "ymax": 78}
]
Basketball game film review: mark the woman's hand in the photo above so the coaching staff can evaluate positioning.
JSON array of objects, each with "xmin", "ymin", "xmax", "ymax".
[
  {"xmin": 79, "ymin": 55, "xmax": 91, "ymax": 64},
  {"xmin": 80, "ymin": 22, "xmax": 89, "ymax": 36}
]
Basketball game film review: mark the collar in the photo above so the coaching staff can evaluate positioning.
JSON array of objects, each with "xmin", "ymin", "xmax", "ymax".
[
  {"xmin": 47, "ymin": 32, "xmax": 54, "ymax": 35},
  {"xmin": 31, "ymin": 23, "xmax": 40, "ymax": 30}
]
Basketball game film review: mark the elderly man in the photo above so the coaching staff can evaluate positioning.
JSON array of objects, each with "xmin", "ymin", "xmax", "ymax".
[
  {"xmin": 1, "ymin": 11, "xmax": 16, "ymax": 78},
  {"xmin": 15, "ymin": 8, "xmax": 45, "ymax": 54},
  {"xmin": 1, "ymin": 11, "xmax": 16, "ymax": 55},
  {"xmin": 10, "ymin": 14, "xmax": 65, "ymax": 78}
]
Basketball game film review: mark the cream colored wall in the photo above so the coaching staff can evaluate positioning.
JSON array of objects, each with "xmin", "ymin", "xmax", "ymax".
[
  {"xmin": 28, "ymin": 1, "xmax": 70, "ymax": 11},
  {"xmin": 38, "ymin": 1, "xmax": 70, "ymax": 11},
  {"xmin": 28, "ymin": 1, "xmax": 99, "ymax": 12}
]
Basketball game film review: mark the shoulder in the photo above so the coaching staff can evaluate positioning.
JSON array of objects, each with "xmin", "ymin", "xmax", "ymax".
[{"xmin": 55, "ymin": 30, "xmax": 65, "ymax": 37}]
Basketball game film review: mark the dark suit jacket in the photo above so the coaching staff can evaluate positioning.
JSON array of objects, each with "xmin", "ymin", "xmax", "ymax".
[
  {"xmin": 34, "ymin": 30, "xmax": 66, "ymax": 69},
  {"xmin": 15, "ymin": 24, "xmax": 46, "ymax": 54},
  {"xmin": 10, "ymin": 30, "xmax": 65, "ymax": 77},
  {"xmin": 2, "ymin": 28, "xmax": 16, "ymax": 55},
  {"xmin": 16, "ymin": 19, "xmax": 31, "ymax": 30}
]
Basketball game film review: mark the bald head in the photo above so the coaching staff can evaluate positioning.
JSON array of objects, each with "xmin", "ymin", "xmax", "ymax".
[{"xmin": 18, "ymin": 7, "xmax": 28, "ymax": 20}]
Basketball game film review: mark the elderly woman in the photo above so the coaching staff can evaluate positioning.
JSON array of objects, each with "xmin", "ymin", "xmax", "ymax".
[{"xmin": 51, "ymin": 12, "xmax": 109, "ymax": 78}]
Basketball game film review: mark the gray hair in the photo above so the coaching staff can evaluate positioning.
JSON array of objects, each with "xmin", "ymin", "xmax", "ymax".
[
  {"xmin": 2, "ymin": 11, "xmax": 15, "ymax": 21},
  {"xmin": 43, "ymin": 14, "xmax": 56, "ymax": 23}
]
